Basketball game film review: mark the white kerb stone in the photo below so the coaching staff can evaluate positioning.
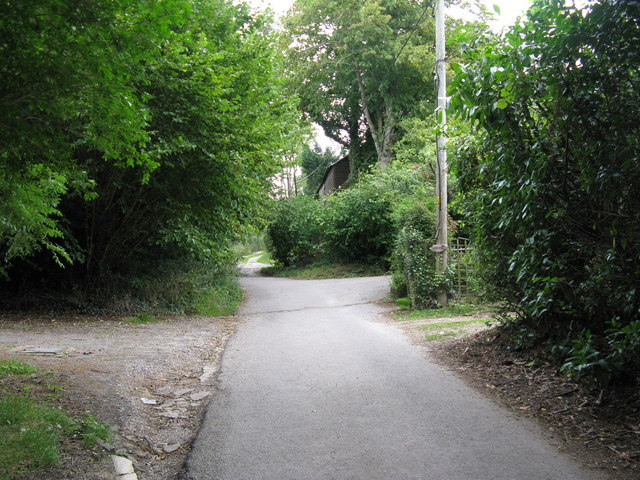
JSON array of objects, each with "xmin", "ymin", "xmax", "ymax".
[{"xmin": 111, "ymin": 455, "xmax": 134, "ymax": 475}]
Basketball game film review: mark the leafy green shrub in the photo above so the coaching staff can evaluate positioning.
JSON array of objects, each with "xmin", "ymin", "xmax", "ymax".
[
  {"xmin": 395, "ymin": 297, "xmax": 411, "ymax": 309},
  {"xmin": 556, "ymin": 320, "xmax": 640, "ymax": 388},
  {"xmin": 452, "ymin": 0, "xmax": 640, "ymax": 387},
  {"xmin": 556, "ymin": 330, "xmax": 615, "ymax": 387},
  {"xmin": 267, "ymin": 196, "xmax": 323, "ymax": 266},
  {"xmin": 322, "ymin": 180, "xmax": 395, "ymax": 264},
  {"xmin": 390, "ymin": 270, "xmax": 408, "ymax": 298}
]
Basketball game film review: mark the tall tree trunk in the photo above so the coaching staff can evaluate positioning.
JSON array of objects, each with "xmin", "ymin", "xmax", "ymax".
[{"xmin": 356, "ymin": 69, "xmax": 395, "ymax": 169}]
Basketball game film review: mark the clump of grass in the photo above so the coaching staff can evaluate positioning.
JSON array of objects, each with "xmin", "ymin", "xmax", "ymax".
[
  {"xmin": 394, "ymin": 303, "xmax": 494, "ymax": 321},
  {"xmin": 124, "ymin": 312, "xmax": 158, "ymax": 324},
  {"xmin": 80, "ymin": 415, "xmax": 110, "ymax": 448},
  {"xmin": 395, "ymin": 297, "xmax": 411, "ymax": 309},
  {"xmin": 192, "ymin": 276, "xmax": 243, "ymax": 316},
  {"xmin": 0, "ymin": 360, "xmax": 36, "ymax": 376},
  {"xmin": 0, "ymin": 395, "xmax": 110, "ymax": 480}
]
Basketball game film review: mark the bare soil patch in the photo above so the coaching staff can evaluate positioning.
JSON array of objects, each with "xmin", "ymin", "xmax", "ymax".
[
  {"xmin": 393, "ymin": 315, "xmax": 640, "ymax": 480},
  {"xmin": 0, "ymin": 313, "xmax": 241, "ymax": 480}
]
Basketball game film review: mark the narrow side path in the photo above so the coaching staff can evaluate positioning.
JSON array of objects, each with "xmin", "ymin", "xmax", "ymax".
[{"xmin": 185, "ymin": 276, "xmax": 607, "ymax": 480}]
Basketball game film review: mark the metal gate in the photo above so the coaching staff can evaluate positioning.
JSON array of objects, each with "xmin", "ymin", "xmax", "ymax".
[{"xmin": 449, "ymin": 237, "xmax": 476, "ymax": 298}]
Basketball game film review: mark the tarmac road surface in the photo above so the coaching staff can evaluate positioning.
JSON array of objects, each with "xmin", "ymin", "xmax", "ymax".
[{"xmin": 185, "ymin": 276, "xmax": 607, "ymax": 480}]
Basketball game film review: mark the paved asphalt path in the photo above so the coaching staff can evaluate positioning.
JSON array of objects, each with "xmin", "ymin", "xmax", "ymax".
[{"xmin": 185, "ymin": 276, "xmax": 607, "ymax": 480}]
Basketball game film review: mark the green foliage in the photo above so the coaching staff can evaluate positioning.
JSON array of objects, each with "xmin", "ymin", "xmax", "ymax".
[
  {"xmin": 395, "ymin": 297, "xmax": 411, "ymax": 309},
  {"xmin": 283, "ymin": 0, "xmax": 437, "ymax": 167},
  {"xmin": 0, "ymin": 0, "xmax": 185, "ymax": 273},
  {"xmin": 232, "ymin": 233, "xmax": 269, "ymax": 259},
  {"xmin": 0, "ymin": 360, "xmax": 36, "ymax": 376},
  {"xmin": 556, "ymin": 319, "xmax": 640, "ymax": 388},
  {"xmin": 261, "ymin": 260, "xmax": 386, "ymax": 280},
  {"xmin": 393, "ymin": 225, "xmax": 452, "ymax": 308},
  {"xmin": 116, "ymin": 259, "xmax": 243, "ymax": 314},
  {"xmin": 267, "ymin": 196, "xmax": 324, "ymax": 266},
  {"xmin": 452, "ymin": 0, "xmax": 640, "ymax": 386},
  {"xmin": 323, "ymin": 181, "xmax": 395, "ymax": 264},
  {"xmin": 384, "ymin": 162, "xmax": 452, "ymax": 308},
  {"xmin": 556, "ymin": 330, "xmax": 615, "ymax": 387},
  {"xmin": 0, "ymin": 164, "xmax": 71, "ymax": 275},
  {"xmin": 266, "ymin": 161, "xmax": 445, "ymax": 299},
  {"xmin": 1, "ymin": 0, "xmax": 301, "ymax": 307}
]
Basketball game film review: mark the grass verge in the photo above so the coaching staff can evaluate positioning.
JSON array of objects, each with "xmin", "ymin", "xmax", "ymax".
[
  {"xmin": 192, "ymin": 276, "xmax": 243, "ymax": 316},
  {"xmin": 393, "ymin": 302, "xmax": 494, "ymax": 321},
  {"xmin": 418, "ymin": 318, "xmax": 492, "ymax": 341},
  {"xmin": 0, "ymin": 360, "xmax": 110, "ymax": 480}
]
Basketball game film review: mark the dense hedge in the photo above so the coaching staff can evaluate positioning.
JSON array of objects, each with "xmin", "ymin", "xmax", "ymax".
[{"xmin": 453, "ymin": 0, "xmax": 640, "ymax": 386}]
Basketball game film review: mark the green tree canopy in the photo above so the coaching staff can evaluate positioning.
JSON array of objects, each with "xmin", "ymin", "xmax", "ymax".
[
  {"xmin": 282, "ymin": 0, "xmax": 437, "ymax": 169},
  {"xmin": 0, "ymin": 0, "xmax": 185, "ymax": 272},
  {"xmin": 1, "ymin": 0, "xmax": 301, "ymax": 307}
]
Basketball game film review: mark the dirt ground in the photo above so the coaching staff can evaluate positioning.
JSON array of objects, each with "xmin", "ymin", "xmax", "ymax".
[
  {"xmin": 0, "ymin": 313, "xmax": 240, "ymax": 480},
  {"xmin": 2, "ymin": 306, "xmax": 639, "ymax": 480},
  {"xmin": 393, "ymin": 314, "xmax": 640, "ymax": 480}
]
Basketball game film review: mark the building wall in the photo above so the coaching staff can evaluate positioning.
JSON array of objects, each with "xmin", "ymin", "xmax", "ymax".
[{"xmin": 318, "ymin": 156, "xmax": 350, "ymax": 195}]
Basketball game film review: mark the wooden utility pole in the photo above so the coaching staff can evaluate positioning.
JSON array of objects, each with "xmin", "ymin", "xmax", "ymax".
[{"xmin": 432, "ymin": 0, "xmax": 449, "ymax": 306}]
